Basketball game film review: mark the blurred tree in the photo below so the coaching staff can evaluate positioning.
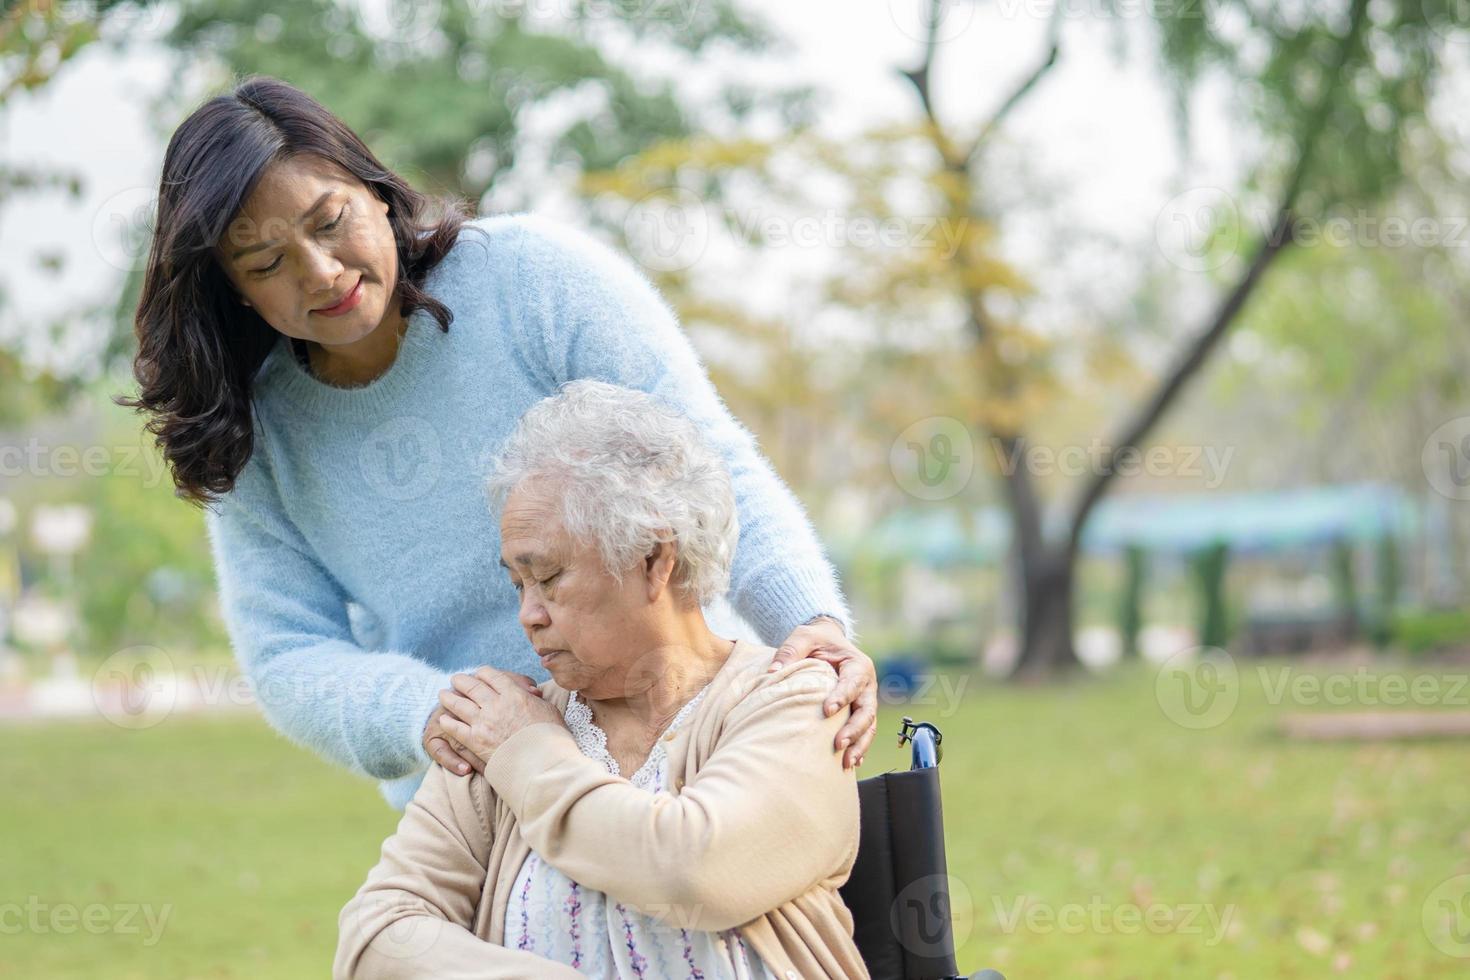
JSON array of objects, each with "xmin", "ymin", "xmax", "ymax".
[
  {"xmin": 1194, "ymin": 540, "xmax": 1230, "ymax": 651},
  {"xmin": 1118, "ymin": 544, "xmax": 1146, "ymax": 659},
  {"xmin": 160, "ymin": 0, "xmax": 811, "ymax": 203},
  {"xmin": 1, "ymin": 0, "xmax": 167, "ymax": 416},
  {"xmin": 576, "ymin": 0, "xmax": 1458, "ymax": 676}
]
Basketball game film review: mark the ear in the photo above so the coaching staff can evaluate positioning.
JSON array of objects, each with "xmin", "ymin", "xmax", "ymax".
[{"xmin": 643, "ymin": 539, "xmax": 678, "ymax": 603}]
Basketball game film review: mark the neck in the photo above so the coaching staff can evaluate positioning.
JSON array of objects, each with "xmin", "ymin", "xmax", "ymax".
[
  {"xmin": 587, "ymin": 618, "xmax": 735, "ymax": 736},
  {"xmin": 308, "ymin": 296, "xmax": 409, "ymax": 386}
]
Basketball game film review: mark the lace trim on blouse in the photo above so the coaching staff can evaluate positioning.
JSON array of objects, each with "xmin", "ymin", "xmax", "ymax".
[{"xmin": 563, "ymin": 682, "xmax": 712, "ymax": 789}]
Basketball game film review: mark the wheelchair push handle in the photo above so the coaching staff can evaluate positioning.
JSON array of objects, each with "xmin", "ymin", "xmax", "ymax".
[{"xmin": 898, "ymin": 716, "xmax": 943, "ymax": 769}]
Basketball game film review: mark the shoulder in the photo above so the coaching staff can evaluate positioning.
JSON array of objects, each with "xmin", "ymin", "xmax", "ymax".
[
  {"xmin": 436, "ymin": 212, "xmax": 618, "ymax": 274},
  {"xmin": 425, "ymin": 212, "xmax": 647, "ymax": 311},
  {"xmin": 419, "ymin": 212, "xmax": 528, "ymax": 294},
  {"xmin": 705, "ymin": 640, "xmax": 840, "ymax": 726},
  {"xmin": 503, "ymin": 212, "xmax": 659, "ymax": 301}
]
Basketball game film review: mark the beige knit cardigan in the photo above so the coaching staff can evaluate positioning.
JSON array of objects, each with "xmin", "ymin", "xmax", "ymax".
[{"xmin": 334, "ymin": 637, "xmax": 870, "ymax": 980}]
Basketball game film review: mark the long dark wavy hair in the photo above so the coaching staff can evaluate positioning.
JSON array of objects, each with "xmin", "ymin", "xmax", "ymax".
[{"xmin": 120, "ymin": 75, "xmax": 478, "ymax": 506}]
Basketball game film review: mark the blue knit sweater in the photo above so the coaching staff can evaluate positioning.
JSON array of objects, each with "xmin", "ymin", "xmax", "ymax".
[{"xmin": 203, "ymin": 213, "xmax": 853, "ymax": 809}]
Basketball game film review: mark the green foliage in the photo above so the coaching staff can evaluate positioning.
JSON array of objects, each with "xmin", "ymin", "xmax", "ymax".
[
  {"xmin": 1117, "ymin": 544, "xmax": 1146, "ymax": 658},
  {"xmin": 6, "ymin": 391, "xmax": 225, "ymax": 659},
  {"xmin": 163, "ymin": 0, "xmax": 791, "ymax": 201},
  {"xmin": 1148, "ymin": 0, "xmax": 1452, "ymax": 214},
  {"xmin": 1192, "ymin": 540, "xmax": 1230, "ymax": 649},
  {"xmin": 1372, "ymin": 532, "xmax": 1401, "ymax": 647},
  {"xmin": 1330, "ymin": 537, "xmax": 1358, "ymax": 623},
  {"xmin": 1390, "ymin": 606, "xmax": 1470, "ymax": 655}
]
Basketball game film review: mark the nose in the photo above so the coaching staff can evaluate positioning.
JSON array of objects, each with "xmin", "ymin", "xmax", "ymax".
[
  {"xmin": 518, "ymin": 589, "xmax": 550, "ymax": 633},
  {"xmin": 300, "ymin": 242, "xmax": 345, "ymax": 300}
]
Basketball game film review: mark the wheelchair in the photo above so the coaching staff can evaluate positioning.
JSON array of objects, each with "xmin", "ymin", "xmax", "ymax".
[{"xmin": 839, "ymin": 717, "xmax": 987, "ymax": 980}]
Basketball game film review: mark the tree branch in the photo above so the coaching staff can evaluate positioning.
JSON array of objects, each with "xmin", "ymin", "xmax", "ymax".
[
  {"xmin": 965, "ymin": 7, "xmax": 1063, "ymax": 167},
  {"xmin": 896, "ymin": 0, "xmax": 956, "ymax": 163},
  {"xmin": 1062, "ymin": 0, "xmax": 1372, "ymax": 553}
]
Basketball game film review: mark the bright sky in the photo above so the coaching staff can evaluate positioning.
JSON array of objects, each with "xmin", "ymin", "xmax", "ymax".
[{"xmin": 0, "ymin": 0, "xmax": 1244, "ymax": 374}]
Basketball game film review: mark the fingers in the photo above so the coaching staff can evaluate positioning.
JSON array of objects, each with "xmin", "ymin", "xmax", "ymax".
[
  {"xmin": 451, "ymin": 671, "xmax": 499, "ymax": 705},
  {"xmin": 425, "ymin": 734, "xmax": 472, "ymax": 775},
  {"xmin": 837, "ymin": 691, "xmax": 879, "ymax": 770},
  {"xmin": 767, "ymin": 639, "xmax": 811, "ymax": 674},
  {"xmin": 834, "ymin": 693, "xmax": 878, "ymax": 768},
  {"xmin": 438, "ymin": 687, "xmax": 481, "ymax": 723},
  {"xmin": 444, "ymin": 728, "xmax": 485, "ymax": 774},
  {"xmin": 830, "ymin": 654, "xmax": 878, "ymax": 770},
  {"xmin": 490, "ymin": 669, "xmax": 543, "ymax": 696},
  {"xmin": 822, "ymin": 665, "xmax": 866, "ymax": 719},
  {"xmin": 438, "ymin": 713, "xmax": 469, "ymax": 741}
]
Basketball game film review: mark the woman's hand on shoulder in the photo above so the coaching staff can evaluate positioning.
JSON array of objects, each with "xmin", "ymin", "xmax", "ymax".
[{"xmin": 767, "ymin": 617, "xmax": 878, "ymax": 771}]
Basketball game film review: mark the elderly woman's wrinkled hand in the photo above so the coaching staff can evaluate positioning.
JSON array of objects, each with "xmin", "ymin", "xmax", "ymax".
[{"xmin": 436, "ymin": 667, "xmax": 566, "ymax": 772}]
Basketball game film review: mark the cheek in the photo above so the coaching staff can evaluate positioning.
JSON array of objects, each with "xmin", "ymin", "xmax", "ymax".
[
  {"xmin": 353, "ymin": 210, "xmax": 398, "ymax": 278},
  {"xmin": 243, "ymin": 280, "xmax": 303, "ymax": 333}
]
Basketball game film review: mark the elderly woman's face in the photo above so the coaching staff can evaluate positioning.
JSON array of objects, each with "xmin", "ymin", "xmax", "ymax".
[
  {"xmin": 214, "ymin": 154, "xmax": 399, "ymax": 346},
  {"xmin": 499, "ymin": 485, "xmax": 667, "ymax": 696}
]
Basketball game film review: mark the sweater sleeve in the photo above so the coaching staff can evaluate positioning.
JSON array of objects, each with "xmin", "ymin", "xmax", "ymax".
[
  {"xmin": 480, "ymin": 660, "xmax": 860, "ymax": 932},
  {"xmin": 205, "ymin": 448, "xmax": 451, "ymax": 782},
  {"xmin": 506, "ymin": 215, "xmax": 855, "ymax": 645},
  {"xmin": 334, "ymin": 763, "xmax": 584, "ymax": 980}
]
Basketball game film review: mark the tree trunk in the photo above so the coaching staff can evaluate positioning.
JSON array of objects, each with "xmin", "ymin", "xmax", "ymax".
[
  {"xmin": 995, "ymin": 433, "xmax": 1085, "ymax": 675},
  {"xmin": 1014, "ymin": 548, "xmax": 1078, "ymax": 680}
]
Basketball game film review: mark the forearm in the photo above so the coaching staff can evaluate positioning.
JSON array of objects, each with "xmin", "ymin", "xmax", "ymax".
[
  {"xmin": 337, "ymin": 764, "xmax": 584, "ymax": 980},
  {"xmin": 336, "ymin": 904, "xmax": 582, "ymax": 980},
  {"xmin": 243, "ymin": 641, "xmax": 449, "ymax": 780}
]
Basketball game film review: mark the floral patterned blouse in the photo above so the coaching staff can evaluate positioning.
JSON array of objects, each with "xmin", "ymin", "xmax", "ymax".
[{"xmin": 502, "ymin": 683, "xmax": 783, "ymax": 979}]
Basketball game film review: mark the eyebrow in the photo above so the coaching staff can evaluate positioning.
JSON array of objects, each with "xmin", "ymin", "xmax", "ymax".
[
  {"xmin": 229, "ymin": 191, "xmax": 335, "ymax": 260},
  {"xmin": 498, "ymin": 554, "xmax": 541, "ymax": 570}
]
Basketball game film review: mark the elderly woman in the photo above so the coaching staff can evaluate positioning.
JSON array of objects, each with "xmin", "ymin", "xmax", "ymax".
[{"xmin": 334, "ymin": 381, "xmax": 867, "ymax": 980}]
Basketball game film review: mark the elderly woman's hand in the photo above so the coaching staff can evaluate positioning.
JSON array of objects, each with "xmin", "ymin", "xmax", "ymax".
[
  {"xmin": 436, "ymin": 667, "xmax": 566, "ymax": 773},
  {"xmin": 768, "ymin": 617, "xmax": 877, "ymax": 771}
]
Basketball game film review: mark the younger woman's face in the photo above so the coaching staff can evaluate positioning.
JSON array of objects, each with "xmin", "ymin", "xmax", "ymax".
[{"xmin": 215, "ymin": 154, "xmax": 400, "ymax": 346}]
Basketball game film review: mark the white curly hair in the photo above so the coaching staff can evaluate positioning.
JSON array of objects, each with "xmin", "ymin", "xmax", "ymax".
[{"xmin": 485, "ymin": 379, "xmax": 740, "ymax": 606}]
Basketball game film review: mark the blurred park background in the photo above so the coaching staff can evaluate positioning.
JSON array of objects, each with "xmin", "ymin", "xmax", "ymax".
[{"xmin": 4, "ymin": 0, "xmax": 1470, "ymax": 976}]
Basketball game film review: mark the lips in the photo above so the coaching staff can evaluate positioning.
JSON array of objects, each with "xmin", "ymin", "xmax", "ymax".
[{"xmin": 312, "ymin": 276, "xmax": 363, "ymax": 316}]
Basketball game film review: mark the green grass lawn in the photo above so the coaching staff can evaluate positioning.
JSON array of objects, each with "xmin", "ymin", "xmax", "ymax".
[{"xmin": 3, "ymin": 657, "xmax": 1469, "ymax": 978}]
